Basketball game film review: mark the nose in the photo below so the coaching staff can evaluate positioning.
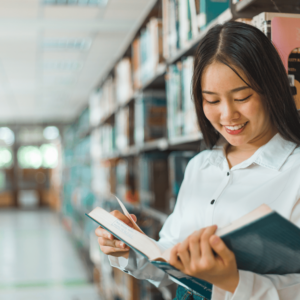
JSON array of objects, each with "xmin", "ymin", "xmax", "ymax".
[{"xmin": 220, "ymin": 99, "xmax": 240, "ymax": 122}]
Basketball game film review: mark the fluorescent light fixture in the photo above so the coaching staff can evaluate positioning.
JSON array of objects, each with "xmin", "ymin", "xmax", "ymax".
[
  {"xmin": 42, "ymin": 38, "xmax": 92, "ymax": 51},
  {"xmin": 43, "ymin": 61, "xmax": 82, "ymax": 71},
  {"xmin": 42, "ymin": 76, "xmax": 74, "ymax": 85},
  {"xmin": 42, "ymin": 0, "xmax": 108, "ymax": 6}
]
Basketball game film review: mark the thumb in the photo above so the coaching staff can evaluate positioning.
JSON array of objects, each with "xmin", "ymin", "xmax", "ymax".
[
  {"xmin": 209, "ymin": 235, "xmax": 234, "ymax": 262},
  {"xmin": 130, "ymin": 214, "xmax": 137, "ymax": 222}
]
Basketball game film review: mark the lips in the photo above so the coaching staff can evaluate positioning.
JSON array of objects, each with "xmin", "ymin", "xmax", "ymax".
[{"xmin": 224, "ymin": 122, "xmax": 248, "ymax": 135}]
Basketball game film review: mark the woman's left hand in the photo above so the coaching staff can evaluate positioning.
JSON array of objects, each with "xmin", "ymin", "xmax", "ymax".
[{"xmin": 169, "ymin": 225, "xmax": 239, "ymax": 294}]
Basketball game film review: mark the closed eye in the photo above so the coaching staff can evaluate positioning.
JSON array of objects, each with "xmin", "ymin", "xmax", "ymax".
[
  {"xmin": 204, "ymin": 99, "xmax": 220, "ymax": 105},
  {"xmin": 235, "ymin": 94, "xmax": 252, "ymax": 102}
]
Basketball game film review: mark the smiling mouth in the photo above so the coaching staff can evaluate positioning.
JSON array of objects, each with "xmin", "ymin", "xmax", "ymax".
[
  {"xmin": 224, "ymin": 122, "xmax": 248, "ymax": 131},
  {"xmin": 224, "ymin": 122, "xmax": 248, "ymax": 135}
]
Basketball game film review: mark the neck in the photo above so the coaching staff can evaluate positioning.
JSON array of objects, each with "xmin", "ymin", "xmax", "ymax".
[
  {"xmin": 226, "ymin": 127, "xmax": 278, "ymax": 168},
  {"xmin": 229, "ymin": 127, "xmax": 278, "ymax": 155}
]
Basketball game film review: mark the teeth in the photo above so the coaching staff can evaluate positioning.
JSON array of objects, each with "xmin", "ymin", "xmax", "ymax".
[{"xmin": 225, "ymin": 122, "xmax": 247, "ymax": 131}]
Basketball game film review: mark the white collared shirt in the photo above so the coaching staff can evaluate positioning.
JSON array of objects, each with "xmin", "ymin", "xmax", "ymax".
[{"xmin": 109, "ymin": 133, "xmax": 300, "ymax": 300}]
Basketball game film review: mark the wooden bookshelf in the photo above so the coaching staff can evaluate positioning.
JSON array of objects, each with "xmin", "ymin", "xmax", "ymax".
[
  {"xmin": 99, "ymin": 134, "xmax": 202, "ymax": 161},
  {"xmin": 233, "ymin": 0, "xmax": 297, "ymax": 15}
]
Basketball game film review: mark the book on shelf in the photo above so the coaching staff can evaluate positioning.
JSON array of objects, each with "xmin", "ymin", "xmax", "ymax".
[
  {"xmin": 115, "ymin": 58, "xmax": 133, "ymax": 105},
  {"xmin": 132, "ymin": 37, "xmax": 142, "ymax": 90},
  {"xmin": 198, "ymin": 0, "xmax": 229, "ymax": 30},
  {"xmin": 136, "ymin": 152, "xmax": 169, "ymax": 213},
  {"xmin": 252, "ymin": 12, "xmax": 300, "ymax": 110},
  {"xmin": 166, "ymin": 57, "xmax": 199, "ymax": 139},
  {"xmin": 271, "ymin": 16, "xmax": 300, "ymax": 110},
  {"xmin": 87, "ymin": 199, "xmax": 300, "ymax": 300},
  {"xmin": 134, "ymin": 91, "xmax": 167, "ymax": 146},
  {"xmin": 168, "ymin": 151, "xmax": 196, "ymax": 196},
  {"xmin": 116, "ymin": 107, "xmax": 132, "ymax": 151},
  {"xmin": 132, "ymin": 18, "xmax": 164, "ymax": 88},
  {"xmin": 89, "ymin": 76, "xmax": 116, "ymax": 126}
]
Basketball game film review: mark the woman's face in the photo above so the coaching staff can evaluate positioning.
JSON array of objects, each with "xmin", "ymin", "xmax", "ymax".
[{"xmin": 201, "ymin": 61, "xmax": 276, "ymax": 148}]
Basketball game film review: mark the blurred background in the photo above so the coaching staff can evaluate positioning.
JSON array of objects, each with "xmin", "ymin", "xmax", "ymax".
[{"xmin": 0, "ymin": 0, "xmax": 298, "ymax": 300}]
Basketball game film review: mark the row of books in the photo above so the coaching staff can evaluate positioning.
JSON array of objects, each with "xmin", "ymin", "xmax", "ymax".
[
  {"xmin": 166, "ymin": 56, "xmax": 199, "ymax": 138},
  {"xmin": 88, "ymin": 1, "xmax": 231, "ymax": 128},
  {"xmin": 62, "ymin": 110, "xmax": 96, "ymax": 251},
  {"xmin": 91, "ymin": 151, "xmax": 196, "ymax": 214},
  {"xmin": 90, "ymin": 92, "xmax": 168, "ymax": 158},
  {"xmin": 132, "ymin": 18, "xmax": 164, "ymax": 89},
  {"xmin": 89, "ymin": 77, "xmax": 116, "ymax": 128}
]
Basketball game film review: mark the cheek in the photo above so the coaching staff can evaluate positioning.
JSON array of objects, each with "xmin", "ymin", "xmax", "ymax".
[
  {"xmin": 203, "ymin": 104, "xmax": 219, "ymax": 124},
  {"xmin": 243, "ymin": 97, "xmax": 265, "ymax": 121}
]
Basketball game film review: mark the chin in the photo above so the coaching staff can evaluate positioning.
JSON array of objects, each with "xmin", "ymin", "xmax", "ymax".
[{"xmin": 223, "ymin": 134, "xmax": 248, "ymax": 146}]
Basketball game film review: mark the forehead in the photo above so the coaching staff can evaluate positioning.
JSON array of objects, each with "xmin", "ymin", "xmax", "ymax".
[{"xmin": 201, "ymin": 61, "xmax": 249, "ymax": 92}]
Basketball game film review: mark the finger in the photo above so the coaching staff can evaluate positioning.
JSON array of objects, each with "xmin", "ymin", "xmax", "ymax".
[
  {"xmin": 209, "ymin": 235, "xmax": 235, "ymax": 265},
  {"xmin": 200, "ymin": 225, "xmax": 217, "ymax": 260},
  {"xmin": 98, "ymin": 237, "xmax": 129, "ymax": 249},
  {"xmin": 100, "ymin": 246, "xmax": 130, "ymax": 256},
  {"xmin": 95, "ymin": 226, "xmax": 114, "ymax": 240},
  {"xmin": 169, "ymin": 244, "xmax": 183, "ymax": 270},
  {"xmin": 110, "ymin": 210, "xmax": 134, "ymax": 227},
  {"xmin": 189, "ymin": 229, "xmax": 204, "ymax": 261},
  {"xmin": 177, "ymin": 238, "xmax": 191, "ymax": 267},
  {"xmin": 130, "ymin": 214, "xmax": 137, "ymax": 222}
]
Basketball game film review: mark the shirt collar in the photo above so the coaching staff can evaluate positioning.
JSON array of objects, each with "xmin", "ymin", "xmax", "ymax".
[{"xmin": 206, "ymin": 133, "xmax": 297, "ymax": 171}]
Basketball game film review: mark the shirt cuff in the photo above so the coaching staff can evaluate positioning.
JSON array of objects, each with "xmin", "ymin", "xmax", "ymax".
[
  {"xmin": 230, "ymin": 270, "xmax": 254, "ymax": 300},
  {"xmin": 108, "ymin": 253, "xmax": 130, "ymax": 270},
  {"xmin": 212, "ymin": 270, "xmax": 254, "ymax": 300}
]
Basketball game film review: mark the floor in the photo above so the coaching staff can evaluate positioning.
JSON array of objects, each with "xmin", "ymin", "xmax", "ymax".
[{"xmin": 0, "ymin": 208, "xmax": 101, "ymax": 300}]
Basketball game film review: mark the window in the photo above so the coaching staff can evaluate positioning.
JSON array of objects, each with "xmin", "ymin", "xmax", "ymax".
[
  {"xmin": 0, "ymin": 147, "xmax": 13, "ymax": 168},
  {"xmin": 18, "ymin": 144, "xmax": 58, "ymax": 169}
]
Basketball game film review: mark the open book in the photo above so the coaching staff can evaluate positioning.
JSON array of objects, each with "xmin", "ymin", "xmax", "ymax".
[{"xmin": 87, "ymin": 198, "xmax": 300, "ymax": 299}]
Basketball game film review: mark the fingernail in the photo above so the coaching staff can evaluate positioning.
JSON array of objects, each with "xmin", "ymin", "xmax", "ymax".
[
  {"xmin": 211, "ymin": 236, "xmax": 220, "ymax": 245},
  {"xmin": 120, "ymin": 242, "xmax": 125, "ymax": 248}
]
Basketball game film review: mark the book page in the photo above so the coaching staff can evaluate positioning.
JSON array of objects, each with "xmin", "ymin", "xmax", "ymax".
[
  {"xmin": 114, "ymin": 195, "xmax": 145, "ymax": 234},
  {"xmin": 216, "ymin": 204, "xmax": 272, "ymax": 237},
  {"xmin": 88, "ymin": 207, "xmax": 163, "ymax": 261}
]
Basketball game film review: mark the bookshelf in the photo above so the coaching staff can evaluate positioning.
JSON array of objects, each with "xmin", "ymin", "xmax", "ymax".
[
  {"xmin": 232, "ymin": 0, "xmax": 298, "ymax": 15},
  {"xmin": 61, "ymin": 1, "xmax": 300, "ymax": 299}
]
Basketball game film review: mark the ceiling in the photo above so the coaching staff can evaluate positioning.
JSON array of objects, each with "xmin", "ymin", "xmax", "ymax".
[{"xmin": 0, "ymin": 0, "xmax": 155, "ymax": 124}]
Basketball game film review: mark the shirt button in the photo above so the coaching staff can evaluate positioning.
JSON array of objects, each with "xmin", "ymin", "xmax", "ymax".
[
  {"xmin": 227, "ymin": 172, "xmax": 230, "ymax": 176},
  {"xmin": 211, "ymin": 199, "xmax": 215, "ymax": 205}
]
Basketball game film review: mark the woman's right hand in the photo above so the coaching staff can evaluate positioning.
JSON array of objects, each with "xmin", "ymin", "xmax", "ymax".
[{"xmin": 95, "ymin": 210, "xmax": 137, "ymax": 258}]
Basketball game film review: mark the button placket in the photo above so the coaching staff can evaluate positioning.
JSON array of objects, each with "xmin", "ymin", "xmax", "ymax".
[
  {"xmin": 204, "ymin": 175, "xmax": 230, "ymax": 226},
  {"xmin": 204, "ymin": 161, "xmax": 232, "ymax": 227}
]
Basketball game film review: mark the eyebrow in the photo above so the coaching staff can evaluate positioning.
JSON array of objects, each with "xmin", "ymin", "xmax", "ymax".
[{"xmin": 202, "ymin": 86, "xmax": 250, "ymax": 95}]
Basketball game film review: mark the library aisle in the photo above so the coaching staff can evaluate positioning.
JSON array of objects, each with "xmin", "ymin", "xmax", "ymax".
[
  {"xmin": 0, "ymin": 0, "xmax": 299, "ymax": 299},
  {"xmin": 0, "ymin": 209, "xmax": 101, "ymax": 300}
]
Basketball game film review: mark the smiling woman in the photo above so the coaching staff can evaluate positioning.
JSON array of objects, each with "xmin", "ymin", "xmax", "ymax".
[
  {"xmin": 95, "ymin": 21, "xmax": 300, "ymax": 300},
  {"xmin": 192, "ymin": 21, "xmax": 300, "ymax": 150}
]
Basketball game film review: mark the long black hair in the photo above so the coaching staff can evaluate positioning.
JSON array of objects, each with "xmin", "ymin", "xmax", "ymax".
[{"xmin": 192, "ymin": 21, "xmax": 300, "ymax": 149}]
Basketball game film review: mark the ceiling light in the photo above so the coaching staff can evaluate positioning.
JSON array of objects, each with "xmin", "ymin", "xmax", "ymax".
[
  {"xmin": 0, "ymin": 127, "xmax": 15, "ymax": 146},
  {"xmin": 43, "ymin": 126, "xmax": 60, "ymax": 140},
  {"xmin": 42, "ymin": 0, "xmax": 108, "ymax": 6},
  {"xmin": 42, "ymin": 38, "xmax": 92, "ymax": 51},
  {"xmin": 43, "ymin": 61, "xmax": 82, "ymax": 71}
]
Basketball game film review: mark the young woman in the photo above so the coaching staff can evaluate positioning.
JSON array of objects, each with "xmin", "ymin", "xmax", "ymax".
[{"xmin": 95, "ymin": 21, "xmax": 300, "ymax": 300}]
